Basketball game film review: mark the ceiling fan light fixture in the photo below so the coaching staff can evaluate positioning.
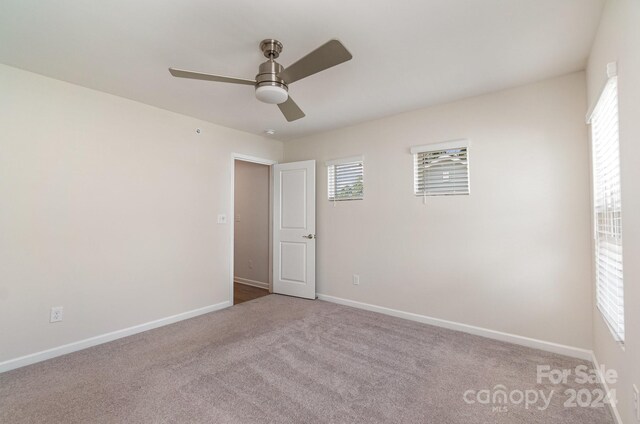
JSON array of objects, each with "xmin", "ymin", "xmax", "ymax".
[{"xmin": 255, "ymin": 85, "xmax": 288, "ymax": 104}]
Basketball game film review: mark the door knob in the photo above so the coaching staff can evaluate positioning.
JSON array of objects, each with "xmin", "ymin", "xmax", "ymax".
[{"xmin": 302, "ymin": 234, "xmax": 316, "ymax": 239}]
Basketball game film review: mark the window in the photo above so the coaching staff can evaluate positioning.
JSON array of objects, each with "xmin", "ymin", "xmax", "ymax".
[
  {"xmin": 412, "ymin": 140, "xmax": 470, "ymax": 196},
  {"xmin": 326, "ymin": 156, "xmax": 364, "ymax": 201},
  {"xmin": 588, "ymin": 64, "xmax": 624, "ymax": 343}
]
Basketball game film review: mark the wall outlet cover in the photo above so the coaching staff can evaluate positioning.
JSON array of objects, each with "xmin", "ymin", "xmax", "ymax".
[
  {"xmin": 352, "ymin": 274, "xmax": 360, "ymax": 285},
  {"xmin": 217, "ymin": 214, "xmax": 227, "ymax": 224},
  {"xmin": 50, "ymin": 306, "xmax": 63, "ymax": 323}
]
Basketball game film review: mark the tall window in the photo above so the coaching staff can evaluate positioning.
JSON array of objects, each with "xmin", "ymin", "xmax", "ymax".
[
  {"xmin": 412, "ymin": 140, "xmax": 470, "ymax": 196},
  {"xmin": 327, "ymin": 156, "xmax": 364, "ymax": 201},
  {"xmin": 589, "ymin": 65, "xmax": 624, "ymax": 343}
]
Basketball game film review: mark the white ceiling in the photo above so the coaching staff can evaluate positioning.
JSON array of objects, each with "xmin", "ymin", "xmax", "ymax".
[{"xmin": 0, "ymin": 0, "xmax": 604, "ymax": 141}]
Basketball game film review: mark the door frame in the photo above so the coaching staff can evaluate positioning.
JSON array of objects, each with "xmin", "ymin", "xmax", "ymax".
[{"xmin": 230, "ymin": 153, "xmax": 278, "ymax": 305}]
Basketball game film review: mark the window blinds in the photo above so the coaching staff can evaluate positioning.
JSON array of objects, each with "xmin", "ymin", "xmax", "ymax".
[
  {"xmin": 589, "ymin": 74, "xmax": 624, "ymax": 342},
  {"xmin": 412, "ymin": 140, "xmax": 469, "ymax": 196},
  {"xmin": 327, "ymin": 156, "xmax": 363, "ymax": 201}
]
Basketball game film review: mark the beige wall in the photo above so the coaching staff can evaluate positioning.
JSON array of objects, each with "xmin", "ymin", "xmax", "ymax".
[
  {"xmin": 587, "ymin": 0, "xmax": 640, "ymax": 422},
  {"xmin": 0, "ymin": 64, "xmax": 283, "ymax": 362},
  {"xmin": 234, "ymin": 160, "xmax": 270, "ymax": 286},
  {"xmin": 284, "ymin": 72, "xmax": 593, "ymax": 350}
]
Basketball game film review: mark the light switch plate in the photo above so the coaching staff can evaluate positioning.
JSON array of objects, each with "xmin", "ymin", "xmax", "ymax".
[{"xmin": 217, "ymin": 214, "xmax": 227, "ymax": 224}]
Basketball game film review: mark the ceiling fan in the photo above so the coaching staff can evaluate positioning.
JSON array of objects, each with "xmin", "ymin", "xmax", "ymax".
[{"xmin": 169, "ymin": 39, "xmax": 352, "ymax": 122}]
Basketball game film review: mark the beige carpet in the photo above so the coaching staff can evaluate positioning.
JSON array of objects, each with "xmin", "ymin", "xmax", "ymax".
[{"xmin": 0, "ymin": 295, "xmax": 614, "ymax": 423}]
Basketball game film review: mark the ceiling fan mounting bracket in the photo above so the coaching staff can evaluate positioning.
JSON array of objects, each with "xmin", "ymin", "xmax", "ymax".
[{"xmin": 260, "ymin": 39, "xmax": 283, "ymax": 59}]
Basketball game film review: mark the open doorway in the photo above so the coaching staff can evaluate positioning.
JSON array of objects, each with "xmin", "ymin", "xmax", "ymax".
[{"xmin": 233, "ymin": 159, "xmax": 271, "ymax": 305}]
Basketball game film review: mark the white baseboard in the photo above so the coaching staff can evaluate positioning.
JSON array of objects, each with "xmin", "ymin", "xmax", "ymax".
[
  {"xmin": 317, "ymin": 294, "xmax": 593, "ymax": 361},
  {"xmin": 591, "ymin": 352, "xmax": 624, "ymax": 424},
  {"xmin": 234, "ymin": 277, "xmax": 269, "ymax": 290},
  {"xmin": 0, "ymin": 300, "xmax": 232, "ymax": 373}
]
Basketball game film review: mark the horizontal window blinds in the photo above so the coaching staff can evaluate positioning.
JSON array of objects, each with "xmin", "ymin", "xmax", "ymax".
[
  {"xmin": 413, "ymin": 143, "xmax": 469, "ymax": 196},
  {"xmin": 327, "ymin": 158, "xmax": 363, "ymax": 201},
  {"xmin": 589, "ymin": 75, "xmax": 624, "ymax": 342}
]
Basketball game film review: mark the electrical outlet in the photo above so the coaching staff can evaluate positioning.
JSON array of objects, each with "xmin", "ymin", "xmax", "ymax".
[
  {"xmin": 352, "ymin": 274, "xmax": 360, "ymax": 285},
  {"xmin": 633, "ymin": 384, "xmax": 639, "ymax": 421},
  {"xmin": 217, "ymin": 214, "xmax": 227, "ymax": 224},
  {"xmin": 235, "ymin": 214, "xmax": 240, "ymax": 222},
  {"xmin": 248, "ymin": 259, "xmax": 253, "ymax": 269},
  {"xmin": 50, "ymin": 306, "xmax": 63, "ymax": 323}
]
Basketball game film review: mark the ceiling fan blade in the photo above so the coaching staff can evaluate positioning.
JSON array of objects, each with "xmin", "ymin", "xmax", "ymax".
[
  {"xmin": 277, "ymin": 96, "xmax": 305, "ymax": 122},
  {"xmin": 277, "ymin": 39, "xmax": 352, "ymax": 84},
  {"xmin": 168, "ymin": 68, "xmax": 255, "ymax": 85}
]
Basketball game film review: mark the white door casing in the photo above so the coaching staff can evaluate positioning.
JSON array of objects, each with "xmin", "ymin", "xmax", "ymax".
[{"xmin": 273, "ymin": 160, "xmax": 316, "ymax": 299}]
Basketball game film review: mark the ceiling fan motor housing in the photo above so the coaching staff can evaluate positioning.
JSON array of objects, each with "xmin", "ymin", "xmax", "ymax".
[{"xmin": 255, "ymin": 58, "xmax": 288, "ymax": 104}]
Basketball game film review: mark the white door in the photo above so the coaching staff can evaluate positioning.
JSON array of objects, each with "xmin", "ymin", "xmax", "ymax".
[{"xmin": 273, "ymin": 160, "xmax": 316, "ymax": 299}]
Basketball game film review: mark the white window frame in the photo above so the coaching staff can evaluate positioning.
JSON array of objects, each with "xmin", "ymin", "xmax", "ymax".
[
  {"xmin": 587, "ymin": 62, "xmax": 624, "ymax": 344},
  {"xmin": 326, "ymin": 155, "xmax": 364, "ymax": 201},
  {"xmin": 411, "ymin": 139, "xmax": 470, "ymax": 197}
]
